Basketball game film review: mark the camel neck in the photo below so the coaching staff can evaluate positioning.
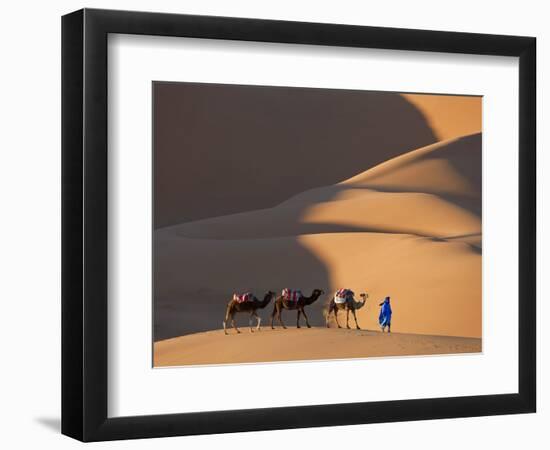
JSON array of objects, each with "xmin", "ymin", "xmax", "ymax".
[{"xmin": 305, "ymin": 294, "xmax": 319, "ymax": 305}]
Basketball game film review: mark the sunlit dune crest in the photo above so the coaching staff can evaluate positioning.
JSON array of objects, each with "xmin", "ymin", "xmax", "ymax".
[{"xmin": 340, "ymin": 133, "xmax": 481, "ymax": 197}]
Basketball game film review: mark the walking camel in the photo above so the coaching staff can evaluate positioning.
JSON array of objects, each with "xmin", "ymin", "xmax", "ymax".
[
  {"xmin": 223, "ymin": 291, "xmax": 276, "ymax": 335},
  {"xmin": 270, "ymin": 289, "xmax": 325, "ymax": 329},
  {"xmin": 326, "ymin": 291, "xmax": 368, "ymax": 329}
]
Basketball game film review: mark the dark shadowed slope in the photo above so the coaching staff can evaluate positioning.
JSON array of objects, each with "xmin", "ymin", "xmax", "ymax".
[{"xmin": 154, "ymin": 83, "xmax": 438, "ymax": 227}]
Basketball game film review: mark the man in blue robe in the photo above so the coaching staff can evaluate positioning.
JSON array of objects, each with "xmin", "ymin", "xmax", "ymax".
[{"xmin": 379, "ymin": 296, "xmax": 392, "ymax": 333}]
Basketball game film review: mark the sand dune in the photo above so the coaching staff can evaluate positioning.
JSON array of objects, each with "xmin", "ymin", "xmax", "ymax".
[
  {"xmin": 154, "ymin": 328, "xmax": 481, "ymax": 367},
  {"xmin": 154, "ymin": 132, "xmax": 482, "ymax": 347},
  {"xmin": 154, "ymin": 85, "xmax": 441, "ymax": 228},
  {"xmin": 155, "ymin": 231, "xmax": 481, "ymax": 341},
  {"xmin": 163, "ymin": 134, "xmax": 481, "ymax": 244},
  {"xmin": 155, "ymin": 85, "xmax": 481, "ymax": 228},
  {"xmin": 402, "ymin": 94, "xmax": 482, "ymax": 141},
  {"xmin": 166, "ymin": 190, "xmax": 479, "ymax": 242},
  {"xmin": 341, "ymin": 133, "xmax": 481, "ymax": 200}
]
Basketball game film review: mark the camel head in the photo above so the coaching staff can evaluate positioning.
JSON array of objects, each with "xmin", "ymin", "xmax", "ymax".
[
  {"xmin": 305, "ymin": 288, "xmax": 324, "ymax": 304},
  {"xmin": 259, "ymin": 290, "xmax": 276, "ymax": 307},
  {"xmin": 263, "ymin": 290, "xmax": 276, "ymax": 301},
  {"xmin": 356, "ymin": 292, "xmax": 368, "ymax": 309}
]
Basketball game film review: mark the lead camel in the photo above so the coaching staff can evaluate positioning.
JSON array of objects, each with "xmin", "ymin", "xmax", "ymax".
[{"xmin": 326, "ymin": 291, "xmax": 368, "ymax": 329}]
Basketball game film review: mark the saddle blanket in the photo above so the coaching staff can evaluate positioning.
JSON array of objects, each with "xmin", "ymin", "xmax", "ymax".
[
  {"xmin": 335, "ymin": 288, "xmax": 354, "ymax": 304},
  {"xmin": 282, "ymin": 288, "xmax": 302, "ymax": 302},
  {"xmin": 233, "ymin": 292, "xmax": 253, "ymax": 303}
]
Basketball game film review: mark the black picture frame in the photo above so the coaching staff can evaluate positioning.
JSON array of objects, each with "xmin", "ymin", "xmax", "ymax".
[{"xmin": 62, "ymin": 8, "xmax": 536, "ymax": 442}]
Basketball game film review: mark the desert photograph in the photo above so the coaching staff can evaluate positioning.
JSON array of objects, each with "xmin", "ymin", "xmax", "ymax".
[{"xmin": 153, "ymin": 82, "xmax": 482, "ymax": 367}]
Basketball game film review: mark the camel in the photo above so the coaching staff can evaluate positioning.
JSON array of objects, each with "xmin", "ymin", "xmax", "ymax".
[
  {"xmin": 223, "ymin": 291, "xmax": 276, "ymax": 335},
  {"xmin": 326, "ymin": 292, "xmax": 368, "ymax": 330},
  {"xmin": 270, "ymin": 289, "xmax": 325, "ymax": 329}
]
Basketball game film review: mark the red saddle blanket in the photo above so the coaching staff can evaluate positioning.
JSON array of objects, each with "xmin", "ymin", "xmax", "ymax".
[
  {"xmin": 233, "ymin": 292, "xmax": 253, "ymax": 303},
  {"xmin": 336, "ymin": 288, "xmax": 354, "ymax": 298},
  {"xmin": 282, "ymin": 288, "xmax": 302, "ymax": 302}
]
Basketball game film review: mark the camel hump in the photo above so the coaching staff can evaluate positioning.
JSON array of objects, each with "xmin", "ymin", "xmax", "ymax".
[
  {"xmin": 282, "ymin": 288, "xmax": 302, "ymax": 302},
  {"xmin": 233, "ymin": 292, "xmax": 253, "ymax": 303},
  {"xmin": 335, "ymin": 288, "xmax": 354, "ymax": 303}
]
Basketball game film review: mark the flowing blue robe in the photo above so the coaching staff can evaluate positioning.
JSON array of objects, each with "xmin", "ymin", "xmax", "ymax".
[{"xmin": 379, "ymin": 300, "xmax": 392, "ymax": 327}]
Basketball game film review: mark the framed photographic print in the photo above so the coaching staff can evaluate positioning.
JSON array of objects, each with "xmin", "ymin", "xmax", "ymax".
[{"xmin": 61, "ymin": 8, "xmax": 536, "ymax": 442}]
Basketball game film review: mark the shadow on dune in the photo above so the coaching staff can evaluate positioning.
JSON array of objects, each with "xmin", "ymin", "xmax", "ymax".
[
  {"xmin": 154, "ymin": 235, "xmax": 331, "ymax": 341},
  {"xmin": 154, "ymin": 83, "xmax": 438, "ymax": 228},
  {"xmin": 172, "ymin": 217, "xmax": 480, "ymax": 244}
]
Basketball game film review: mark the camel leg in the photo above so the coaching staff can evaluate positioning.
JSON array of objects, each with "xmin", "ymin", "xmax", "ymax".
[
  {"xmin": 270, "ymin": 304, "xmax": 277, "ymax": 329},
  {"xmin": 346, "ymin": 309, "xmax": 351, "ymax": 329},
  {"xmin": 334, "ymin": 308, "xmax": 341, "ymax": 328},
  {"xmin": 296, "ymin": 309, "xmax": 301, "ymax": 328},
  {"xmin": 249, "ymin": 311, "xmax": 254, "ymax": 332},
  {"xmin": 301, "ymin": 308, "xmax": 311, "ymax": 328},
  {"xmin": 254, "ymin": 311, "xmax": 262, "ymax": 331},
  {"xmin": 223, "ymin": 305, "xmax": 231, "ymax": 335},
  {"xmin": 326, "ymin": 305, "xmax": 333, "ymax": 328},
  {"xmin": 352, "ymin": 308, "xmax": 361, "ymax": 330},
  {"xmin": 278, "ymin": 305, "xmax": 287, "ymax": 329},
  {"xmin": 231, "ymin": 313, "xmax": 240, "ymax": 334}
]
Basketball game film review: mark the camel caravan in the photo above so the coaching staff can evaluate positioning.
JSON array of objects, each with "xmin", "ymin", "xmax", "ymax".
[{"xmin": 223, "ymin": 287, "xmax": 373, "ymax": 335}]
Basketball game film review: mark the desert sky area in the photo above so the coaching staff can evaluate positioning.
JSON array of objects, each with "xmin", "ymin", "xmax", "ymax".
[{"xmin": 153, "ymin": 83, "xmax": 482, "ymax": 366}]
